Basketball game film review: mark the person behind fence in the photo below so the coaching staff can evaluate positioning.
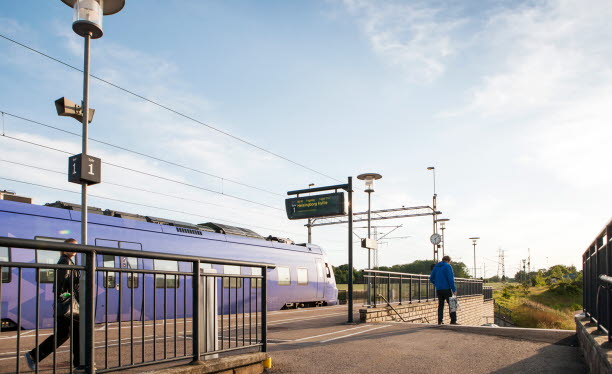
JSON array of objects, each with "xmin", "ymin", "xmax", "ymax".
[
  {"xmin": 430, "ymin": 255, "xmax": 458, "ymax": 325},
  {"xmin": 25, "ymin": 238, "xmax": 82, "ymax": 371}
]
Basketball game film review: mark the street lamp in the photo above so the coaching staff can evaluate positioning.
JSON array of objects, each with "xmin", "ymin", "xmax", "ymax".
[
  {"xmin": 58, "ymin": 1, "xmax": 125, "ymax": 371},
  {"xmin": 356, "ymin": 173, "xmax": 382, "ymax": 270},
  {"xmin": 307, "ymin": 183, "xmax": 314, "ymax": 243},
  {"xmin": 427, "ymin": 167, "xmax": 439, "ymax": 261},
  {"xmin": 435, "ymin": 218, "xmax": 450, "ymax": 257},
  {"xmin": 469, "ymin": 237, "xmax": 480, "ymax": 278},
  {"xmin": 357, "ymin": 173, "xmax": 381, "ymax": 307}
]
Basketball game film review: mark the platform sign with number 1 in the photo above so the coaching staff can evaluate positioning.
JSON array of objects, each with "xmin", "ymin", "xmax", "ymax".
[{"xmin": 68, "ymin": 153, "xmax": 102, "ymax": 185}]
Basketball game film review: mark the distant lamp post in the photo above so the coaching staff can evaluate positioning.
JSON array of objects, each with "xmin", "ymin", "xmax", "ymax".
[
  {"xmin": 58, "ymin": 1, "xmax": 125, "ymax": 371},
  {"xmin": 427, "ymin": 166, "xmax": 439, "ymax": 261},
  {"xmin": 469, "ymin": 237, "xmax": 480, "ymax": 278},
  {"xmin": 435, "ymin": 218, "xmax": 450, "ymax": 257}
]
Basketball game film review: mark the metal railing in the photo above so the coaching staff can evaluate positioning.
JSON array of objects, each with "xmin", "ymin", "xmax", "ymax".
[
  {"xmin": 494, "ymin": 301, "xmax": 514, "ymax": 326},
  {"xmin": 483, "ymin": 286, "xmax": 493, "ymax": 301},
  {"xmin": 362, "ymin": 269, "xmax": 484, "ymax": 307},
  {"xmin": 582, "ymin": 219, "xmax": 611, "ymax": 342},
  {"xmin": 0, "ymin": 237, "xmax": 273, "ymax": 373}
]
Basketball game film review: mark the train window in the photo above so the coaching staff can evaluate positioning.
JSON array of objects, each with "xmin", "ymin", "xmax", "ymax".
[
  {"xmin": 277, "ymin": 267, "xmax": 291, "ymax": 286},
  {"xmin": 122, "ymin": 257, "xmax": 139, "ymax": 288},
  {"xmin": 251, "ymin": 267, "xmax": 262, "ymax": 288},
  {"xmin": 34, "ymin": 237, "xmax": 70, "ymax": 283},
  {"xmin": 223, "ymin": 265, "xmax": 242, "ymax": 288},
  {"xmin": 297, "ymin": 268, "xmax": 308, "ymax": 286},
  {"xmin": 154, "ymin": 259, "xmax": 180, "ymax": 288},
  {"xmin": 38, "ymin": 250, "xmax": 61, "ymax": 283},
  {"xmin": 0, "ymin": 247, "xmax": 10, "ymax": 283},
  {"xmin": 100, "ymin": 255, "xmax": 116, "ymax": 288},
  {"xmin": 325, "ymin": 263, "xmax": 332, "ymax": 278}
]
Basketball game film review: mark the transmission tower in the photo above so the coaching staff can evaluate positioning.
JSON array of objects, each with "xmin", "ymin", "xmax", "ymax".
[
  {"xmin": 528, "ymin": 248, "xmax": 531, "ymax": 274},
  {"xmin": 497, "ymin": 248, "xmax": 506, "ymax": 283}
]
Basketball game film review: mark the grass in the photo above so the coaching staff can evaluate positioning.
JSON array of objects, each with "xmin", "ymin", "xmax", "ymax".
[
  {"xmin": 493, "ymin": 284, "xmax": 582, "ymax": 330},
  {"xmin": 336, "ymin": 284, "xmax": 367, "ymax": 292}
]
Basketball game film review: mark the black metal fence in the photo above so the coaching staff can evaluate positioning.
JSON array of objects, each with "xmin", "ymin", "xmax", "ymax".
[
  {"xmin": 493, "ymin": 301, "xmax": 514, "ymax": 326},
  {"xmin": 362, "ymin": 269, "xmax": 484, "ymax": 307},
  {"xmin": 0, "ymin": 237, "xmax": 273, "ymax": 373},
  {"xmin": 582, "ymin": 219, "xmax": 611, "ymax": 342},
  {"xmin": 483, "ymin": 286, "xmax": 493, "ymax": 301}
]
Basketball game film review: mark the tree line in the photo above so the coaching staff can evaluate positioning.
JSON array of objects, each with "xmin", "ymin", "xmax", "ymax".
[{"xmin": 332, "ymin": 259, "xmax": 472, "ymax": 284}]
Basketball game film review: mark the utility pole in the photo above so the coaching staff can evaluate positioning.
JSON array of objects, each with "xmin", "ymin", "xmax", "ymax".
[
  {"xmin": 528, "ymin": 248, "xmax": 531, "ymax": 274},
  {"xmin": 522, "ymin": 259, "xmax": 527, "ymax": 283}
]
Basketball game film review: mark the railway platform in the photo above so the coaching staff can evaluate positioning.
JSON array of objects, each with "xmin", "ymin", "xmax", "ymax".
[{"xmin": 265, "ymin": 305, "xmax": 588, "ymax": 374}]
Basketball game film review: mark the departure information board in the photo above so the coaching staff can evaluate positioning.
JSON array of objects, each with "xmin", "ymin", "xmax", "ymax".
[{"xmin": 285, "ymin": 192, "xmax": 346, "ymax": 220}]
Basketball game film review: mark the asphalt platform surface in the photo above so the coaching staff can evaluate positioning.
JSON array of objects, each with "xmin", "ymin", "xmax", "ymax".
[
  {"xmin": 0, "ymin": 304, "xmax": 588, "ymax": 373},
  {"xmin": 265, "ymin": 305, "xmax": 588, "ymax": 374}
]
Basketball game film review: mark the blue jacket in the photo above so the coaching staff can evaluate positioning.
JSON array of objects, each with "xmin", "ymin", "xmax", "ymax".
[{"xmin": 430, "ymin": 261, "xmax": 456, "ymax": 292}]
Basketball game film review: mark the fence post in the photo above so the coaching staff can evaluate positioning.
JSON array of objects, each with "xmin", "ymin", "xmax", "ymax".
[
  {"xmin": 373, "ymin": 272, "xmax": 377, "ymax": 308},
  {"xmin": 262, "ymin": 266, "xmax": 268, "ymax": 352},
  {"xmin": 418, "ymin": 277, "xmax": 421, "ymax": 302},
  {"xmin": 192, "ymin": 260, "xmax": 201, "ymax": 363},
  {"xmin": 85, "ymin": 250, "xmax": 96, "ymax": 374},
  {"xmin": 387, "ymin": 273, "xmax": 391, "ymax": 304},
  {"xmin": 607, "ymin": 223, "xmax": 611, "ymax": 342},
  {"xmin": 408, "ymin": 275, "xmax": 412, "ymax": 303},
  {"xmin": 399, "ymin": 275, "xmax": 402, "ymax": 305}
]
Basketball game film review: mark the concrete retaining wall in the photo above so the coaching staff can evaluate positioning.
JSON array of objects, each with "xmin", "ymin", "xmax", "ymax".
[
  {"xmin": 144, "ymin": 353, "xmax": 269, "ymax": 374},
  {"xmin": 575, "ymin": 314, "xmax": 612, "ymax": 374},
  {"xmin": 360, "ymin": 295, "xmax": 494, "ymax": 326}
]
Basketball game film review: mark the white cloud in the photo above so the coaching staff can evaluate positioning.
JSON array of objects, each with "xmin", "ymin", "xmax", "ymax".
[
  {"xmin": 463, "ymin": 0, "xmax": 612, "ymax": 188},
  {"xmin": 340, "ymin": 0, "xmax": 465, "ymax": 82}
]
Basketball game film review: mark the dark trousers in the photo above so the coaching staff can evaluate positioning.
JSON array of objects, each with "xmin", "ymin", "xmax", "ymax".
[
  {"xmin": 30, "ymin": 315, "xmax": 80, "ymax": 367},
  {"xmin": 437, "ymin": 289, "xmax": 457, "ymax": 324}
]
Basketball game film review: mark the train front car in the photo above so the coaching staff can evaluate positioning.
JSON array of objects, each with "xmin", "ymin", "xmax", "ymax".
[{"xmin": 0, "ymin": 193, "xmax": 340, "ymax": 330}]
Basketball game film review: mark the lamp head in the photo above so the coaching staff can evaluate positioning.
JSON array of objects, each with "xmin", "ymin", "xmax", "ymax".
[
  {"xmin": 427, "ymin": 166, "xmax": 435, "ymax": 170},
  {"xmin": 61, "ymin": 0, "xmax": 125, "ymax": 15},
  {"xmin": 357, "ymin": 173, "xmax": 382, "ymax": 192},
  {"xmin": 60, "ymin": 0, "xmax": 125, "ymax": 38}
]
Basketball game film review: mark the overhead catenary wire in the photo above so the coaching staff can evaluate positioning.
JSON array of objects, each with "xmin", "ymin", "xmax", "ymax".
[
  {"xmin": 0, "ymin": 158, "xmax": 286, "ymax": 219},
  {"xmin": 0, "ymin": 176, "xmax": 302, "ymax": 237},
  {"xmin": 0, "ymin": 111, "xmax": 283, "ymax": 197},
  {"xmin": 0, "ymin": 133, "xmax": 283, "ymax": 211},
  {"xmin": 0, "ymin": 33, "xmax": 342, "ymax": 183}
]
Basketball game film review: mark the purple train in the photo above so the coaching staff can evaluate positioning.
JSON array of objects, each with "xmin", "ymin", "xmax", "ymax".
[{"xmin": 0, "ymin": 194, "xmax": 338, "ymax": 330}]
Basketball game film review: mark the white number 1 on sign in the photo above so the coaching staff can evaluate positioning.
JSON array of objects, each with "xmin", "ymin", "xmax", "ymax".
[{"xmin": 88, "ymin": 163, "xmax": 94, "ymax": 175}]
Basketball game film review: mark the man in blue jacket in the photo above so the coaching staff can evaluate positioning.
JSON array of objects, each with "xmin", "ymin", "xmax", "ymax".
[{"xmin": 430, "ymin": 255, "xmax": 458, "ymax": 325}]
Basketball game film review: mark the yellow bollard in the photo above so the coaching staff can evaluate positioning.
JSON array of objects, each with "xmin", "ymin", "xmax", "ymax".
[{"xmin": 263, "ymin": 357, "xmax": 272, "ymax": 369}]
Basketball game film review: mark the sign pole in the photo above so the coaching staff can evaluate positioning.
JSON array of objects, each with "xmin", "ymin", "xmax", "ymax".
[{"xmin": 347, "ymin": 176, "xmax": 353, "ymax": 323}]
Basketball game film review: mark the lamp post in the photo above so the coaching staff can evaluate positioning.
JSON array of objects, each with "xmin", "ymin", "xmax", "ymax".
[
  {"xmin": 357, "ymin": 173, "xmax": 382, "ymax": 270},
  {"xmin": 469, "ymin": 237, "xmax": 480, "ymax": 278},
  {"xmin": 58, "ymin": 1, "xmax": 125, "ymax": 371},
  {"xmin": 357, "ymin": 173, "xmax": 381, "ymax": 307},
  {"xmin": 427, "ymin": 167, "xmax": 439, "ymax": 261},
  {"xmin": 307, "ymin": 183, "xmax": 314, "ymax": 243},
  {"xmin": 436, "ymin": 218, "xmax": 450, "ymax": 257}
]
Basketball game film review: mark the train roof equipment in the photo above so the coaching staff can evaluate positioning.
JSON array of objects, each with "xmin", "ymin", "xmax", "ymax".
[{"xmin": 198, "ymin": 222, "xmax": 264, "ymax": 239}]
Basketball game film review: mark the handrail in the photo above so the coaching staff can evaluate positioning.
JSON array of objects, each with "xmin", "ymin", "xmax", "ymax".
[
  {"xmin": 363, "ymin": 268, "xmax": 482, "ymax": 283},
  {"xmin": 378, "ymin": 294, "xmax": 409, "ymax": 322},
  {"xmin": 600, "ymin": 275, "xmax": 612, "ymax": 285},
  {"xmin": 377, "ymin": 293, "xmax": 429, "ymax": 323}
]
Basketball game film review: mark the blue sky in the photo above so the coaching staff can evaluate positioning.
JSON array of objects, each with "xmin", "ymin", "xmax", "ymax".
[{"xmin": 1, "ymin": 0, "xmax": 610, "ymax": 277}]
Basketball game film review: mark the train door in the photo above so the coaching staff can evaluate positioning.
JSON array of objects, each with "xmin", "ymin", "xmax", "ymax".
[
  {"xmin": 118, "ymin": 242, "xmax": 143, "ymax": 322},
  {"xmin": 315, "ymin": 259, "xmax": 325, "ymax": 299}
]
